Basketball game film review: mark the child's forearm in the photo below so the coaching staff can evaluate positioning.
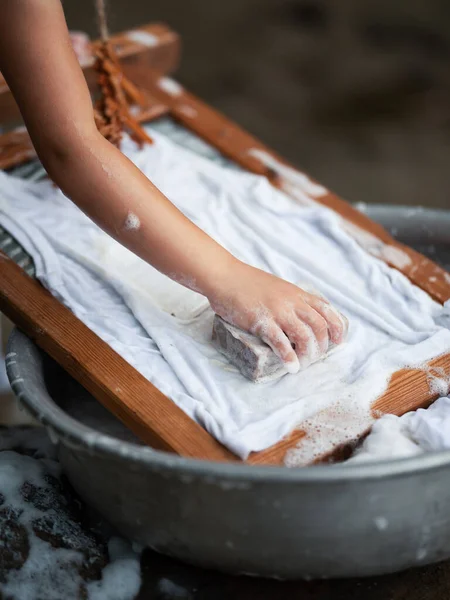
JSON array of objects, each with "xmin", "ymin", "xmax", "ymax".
[{"xmin": 43, "ymin": 129, "xmax": 238, "ymax": 299}]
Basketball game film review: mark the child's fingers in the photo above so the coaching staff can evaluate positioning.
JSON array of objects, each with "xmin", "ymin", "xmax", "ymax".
[
  {"xmin": 294, "ymin": 304, "xmax": 329, "ymax": 354},
  {"xmin": 283, "ymin": 318, "xmax": 321, "ymax": 366},
  {"xmin": 306, "ymin": 296, "xmax": 347, "ymax": 344},
  {"xmin": 254, "ymin": 320, "xmax": 299, "ymax": 373}
]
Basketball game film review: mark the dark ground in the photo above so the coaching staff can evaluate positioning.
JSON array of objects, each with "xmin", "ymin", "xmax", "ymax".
[
  {"xmin": 62, "ymin": 0, "xmax": 450, "ymax": 209},
  {"xmin": 138, "ymin": 553, "xmax": 450, "ymax": 600}
]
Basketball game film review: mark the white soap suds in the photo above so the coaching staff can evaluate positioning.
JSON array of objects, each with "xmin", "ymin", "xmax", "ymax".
[
  {"xmin": 342, "ymin": 222, "xmax": 412, "ymax": 270},
  {"xmin": 374, "ymin": 516, "xmax": 389, "ymax": 531},
  {"xmin": 429, "ymin": 374, "xmax": 450, "ymax": 397},
  {"xmin": 248, "ymin": 148, "xmax": 328, "ymax": 199},
  {"xmin": 379, "ymin": 245, "xmax": 412, "ymax": 269},
  {"xmin": 158, "ymin": 77, "xmax": 184, "ymax": 97},
  {"xmin": 247, "ymin": 310, "xmax": 300, "ymax": 373},
  {"xmin": 3, "ymin": 534, "xmax": 85, "ymax": 600},
  {"xmin": 0, "ymin": 448, "xmax": 141, "ymax": 600},
  {"xmin": 99, "ymin": 162, "xmax": 115, "ymax": 179},
  {"xmin": 321, "ymin": 301, "xmax": 349, "ymax": 340},
  {"xmin": 123, "ymin": 212, "xmax": 140, "ymax": 232},
  {"xmin": 300, "ymin": 326, "xmax": 322, "ymax": 368},
  {"xmin": 421, "ymin": 364, "xmax": 450, "ymax": 398},
  {"xmin": 87, "ymin": 538, "xmax": 141, "ymax": 600},
  {"xmin": 285, "ymin": 402, "xmax": 375, "ymax": 466},
  {"xmin": 126, "ymin": 30, "xmax": 159, "ymax": 47},
  {"xmin": 177, "ymin": 104, "xmax": 198, "ymax": 119},
  {"xmin": 355, "ymin": 202, "xmax": 368, "ymax": 213}
]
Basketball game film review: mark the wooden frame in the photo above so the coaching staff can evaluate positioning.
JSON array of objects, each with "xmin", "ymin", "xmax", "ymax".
[
  {"xmin": 1, "ymin": 23, "xmax": 449, "ymax": 466},
  {"xmin": 0, "ymin": 23, "xmax": 178, "ymax": 169}
]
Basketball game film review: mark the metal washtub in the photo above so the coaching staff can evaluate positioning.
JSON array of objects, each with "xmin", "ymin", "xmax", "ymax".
[{"xmin": 3, "ymin": 120, "xmax": 450, "ymax": 578}]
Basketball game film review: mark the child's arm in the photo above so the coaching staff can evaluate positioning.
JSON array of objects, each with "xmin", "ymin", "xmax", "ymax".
[{"xmin": 0, "ymin": 0, "xmax": 346, "ymax": 371}]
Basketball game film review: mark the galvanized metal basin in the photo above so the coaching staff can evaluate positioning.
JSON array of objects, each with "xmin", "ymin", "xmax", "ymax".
[{"xmin": 6, "ymin": 205, "xmax": 450, "ymax": 579}]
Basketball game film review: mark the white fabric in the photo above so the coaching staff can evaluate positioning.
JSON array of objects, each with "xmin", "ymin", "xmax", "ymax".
[
  {"xmin": 1, "ymin": 129, "xmax": 450, "ymax": 459},
  {"xmin": 409, "ymin": 396, "xmax": 450, "ymax": 451},
  {"xmin": 347, "ymin": 413, "xmax": 424, "ymax": 463},
  {"xmin": 349, "ymin": 396, "xmax": 450, "ymax": 462}
]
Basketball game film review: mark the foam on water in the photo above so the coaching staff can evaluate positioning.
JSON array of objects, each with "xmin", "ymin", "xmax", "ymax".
[{"xmin": 0, "ymin": 433, "xmax": 141, "ymax": 600}]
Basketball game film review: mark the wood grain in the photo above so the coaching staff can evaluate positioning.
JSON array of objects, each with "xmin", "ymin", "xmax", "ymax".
[
  {"xmin": 247, "ymin": 430, "xmax": 307, "ymax": 466},
  {"xmin": 0, "ymin": 252, "xmax": 236, "ymax": 462},
  {"xmin": 373, "ymin": 353, "xmax": 450, "ymax": 415}
]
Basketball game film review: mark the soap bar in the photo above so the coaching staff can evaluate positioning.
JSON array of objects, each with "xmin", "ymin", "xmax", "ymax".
[
  {"xmin": 212, "ymin": 315, "xmax": 287, "ymax": 382},
  {"xmin": 212, "ymin": 314, "xmax": 337, "ymax": 383}
]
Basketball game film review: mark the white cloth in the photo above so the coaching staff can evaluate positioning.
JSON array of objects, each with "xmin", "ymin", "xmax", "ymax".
[
  {"xmin": 349, "ymin": 396, "xmax": 450, "ymax": 462},
  {"xmin": 409, "ymin": 396, "xmax": 450, "ymax": 451},
  {"xmin": 1, "ymin": 129, "xmax": 450, "ymax": 459}
]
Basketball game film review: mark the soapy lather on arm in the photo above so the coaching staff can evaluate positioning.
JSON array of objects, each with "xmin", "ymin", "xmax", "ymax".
[{"xmin": 0, "ymin": 0, "xmax": 348, "ymax": 371}]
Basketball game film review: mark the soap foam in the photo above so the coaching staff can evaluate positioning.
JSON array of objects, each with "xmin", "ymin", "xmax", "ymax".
[
  {"xmin": 285, "ymin": 401, "xmax": 375, "ymax": 467},
  {"xmin": 0, "ymin": 445, "xmax": 141, "ymax": 600},
  {"xmin": 178, "ymin": 104, "xmax": 198, "ymax": 119},
  {"xmin": 247, "ymin": 148, "xmax": 328, "ymax": 198},
  {"xmin": 126, "ymin": 30, "xmax": 158, "ymax": 47},
  {"xmin": 123, "ymin": 212, "xmax": 140, "ymax": 232},
  {"xmin": 379, "ymin": 245, "xmax": 412, "ymax": 270},
  {"xmin": 342, "ymin": 222, "xmax": 412, "ymax": 270},
  {"xmin": 87, "ymin": 538, "xmax": 141, "ymax": 600},
  {"xmin": 158, "ymin": 77, "xmax": 183, "ymax": 97}
]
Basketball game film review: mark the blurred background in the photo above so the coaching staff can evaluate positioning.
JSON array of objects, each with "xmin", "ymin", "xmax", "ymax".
[{"xmin": 63, "ymin": 0, "xmax": 450, "ymax": 208}]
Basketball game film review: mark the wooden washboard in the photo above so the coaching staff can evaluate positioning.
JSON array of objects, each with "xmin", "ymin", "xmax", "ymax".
[{"xmin": 0, "ymin": 23, "xmax": 449, "ymax": 467}]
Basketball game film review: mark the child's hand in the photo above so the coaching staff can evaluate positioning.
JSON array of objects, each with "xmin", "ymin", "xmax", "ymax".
[{"xmin": 209, "ymin": 261, "xmax": 348, "ymax": 373}]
